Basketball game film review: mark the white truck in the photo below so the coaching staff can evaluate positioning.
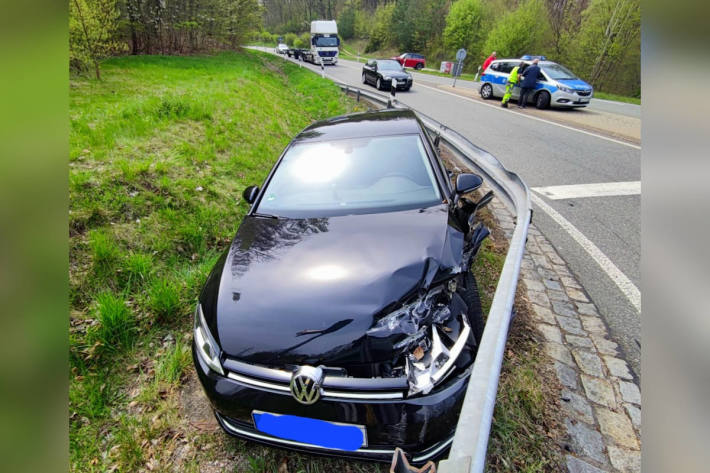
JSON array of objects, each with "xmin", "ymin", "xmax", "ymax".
[{"xmin": 301, "ymin": 20, "xmax": 339, "ymax": 66}]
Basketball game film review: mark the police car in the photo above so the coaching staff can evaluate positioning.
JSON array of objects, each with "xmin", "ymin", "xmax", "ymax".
[{"xmin": 479, "ymin": 55, "xmax": 593, "ymax": 109}]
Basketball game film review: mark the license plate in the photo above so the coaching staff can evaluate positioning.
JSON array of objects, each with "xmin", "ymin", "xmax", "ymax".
[
  {"xmin": 579, "ymin": 98, "xmax": 589, "ymax": 103},
  {"xmin": 252, "ymin": 410, "xmax": 367, "ymax": 451}
]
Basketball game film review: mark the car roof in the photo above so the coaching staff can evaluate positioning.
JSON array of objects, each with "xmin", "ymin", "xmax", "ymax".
[
  {"xmin": 493, "ymin": 58, "xmax": 558, "ymax": 66},
  {"xmin": 295, "ymin": 109, "xmax": 422, "ymax": 142}
]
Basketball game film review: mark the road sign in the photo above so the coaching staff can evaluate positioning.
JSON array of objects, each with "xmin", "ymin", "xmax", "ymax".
[{"xmin": 456, "ymin": 48, "xmax": 467, "ymax": 62}]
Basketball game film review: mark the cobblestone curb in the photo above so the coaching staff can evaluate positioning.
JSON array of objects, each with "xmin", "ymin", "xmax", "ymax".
[{"xmin": 488, "ymin": 197, "xmax": 641, "ymax": 473}]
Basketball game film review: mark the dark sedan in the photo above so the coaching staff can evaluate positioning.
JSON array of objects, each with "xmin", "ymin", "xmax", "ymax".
[
  {"xmin": 362, "ymin": 59, "xmax": 413, "ymax": 91},
  {"xmin": 193, "ymin": 109, "xmax": 493, "ymax": 465}
]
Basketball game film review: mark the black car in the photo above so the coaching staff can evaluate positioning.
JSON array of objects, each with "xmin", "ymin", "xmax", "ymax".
[
  {"xmin": 193, "ymin": 109, "xmax": 493, "ymax": 465},
  {"xmin": 362, "ymin": 59, "xmax": 413, "ymax": 91}
]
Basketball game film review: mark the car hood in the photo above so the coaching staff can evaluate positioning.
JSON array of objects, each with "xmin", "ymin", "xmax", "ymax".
[
  {"xmin": 556, "ymin": 78, "xmax": 592, "ymax": 91},
  {"xmin": 381, "ymin": 70, "xmax": 411, "ymax": 80},
  {"xmin": 200, "ymin": 205, "xmax": 464, "ymax": 367}
]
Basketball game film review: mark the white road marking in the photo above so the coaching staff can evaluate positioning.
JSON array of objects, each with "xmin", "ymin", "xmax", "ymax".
[
  {"xmin": 530, "ymin": 193, "xmax": 641, "ymax": 313},
  {"xmin": 532, "ymin": 181, "xmax": 641, "ymax": 200},
  {"xmin": 413, "ymin": 82, "xmax": 641, "ymax": 150}
]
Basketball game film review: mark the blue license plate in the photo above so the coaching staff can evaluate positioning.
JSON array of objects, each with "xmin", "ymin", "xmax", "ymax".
[{"xmin": 252, "ymin": 411, "xmax": 366, "ymax": 451}]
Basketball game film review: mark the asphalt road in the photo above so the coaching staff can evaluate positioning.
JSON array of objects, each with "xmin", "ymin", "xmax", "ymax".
[{"xmin": 254, "ymin": 48, "xmax": 642, "ymax": 376}]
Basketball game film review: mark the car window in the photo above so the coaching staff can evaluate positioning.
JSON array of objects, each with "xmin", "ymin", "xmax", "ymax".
[
  {"xmin": 377, "ymin": 60, "xmax": 404, "ymax": 71},
  {"xmin": 497, "ymin": 62, "xmax": 514, "ymax": 74},
  {"xmin": 489, "ymin": 62, "xmax": 500, "ymax": 71},
  {"xmin": 257, "ymin": 135, "xmax": 442, "ymax": 218},
  {"xmin": 541, "ymin": 63, "xmax": 577, "ymax": 80},
  {"xmin": 537, "ymin": 71, "xmax": 546, "ymax": 81}
]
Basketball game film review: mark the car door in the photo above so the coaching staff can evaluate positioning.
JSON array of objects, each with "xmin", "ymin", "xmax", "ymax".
[
  {"xmin": 489, "ymin": 61, "xmax": 511, "ymax": 97},
  {"xmin": 364, "ymin": 60, "xmax": 377, "ymax": 83},
  {"xmin": 405, "ymin": 54, "xmax": 415, "ymax": 68}
]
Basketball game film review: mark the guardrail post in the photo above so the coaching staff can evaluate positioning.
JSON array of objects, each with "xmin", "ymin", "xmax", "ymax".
[{"xmin": 356, "ymin": 89, "xmax": 360, "ymax": 102}]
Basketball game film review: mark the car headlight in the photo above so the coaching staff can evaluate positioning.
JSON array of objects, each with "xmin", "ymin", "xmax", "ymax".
[
  {"xmin": 194, "ymin": 304, "xmax": 224, "ymax": 375},
  {"xmin": 558, "ymin": 84, "xmax": 574, "ymax": 94},
  {"xmin": 366, "ymin": 281, "xmax": 471, "ymax": 396}
]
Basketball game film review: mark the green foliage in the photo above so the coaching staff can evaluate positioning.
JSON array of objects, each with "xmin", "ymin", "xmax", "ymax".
[
  {"xmin": 69, "ymin": 0, "xmax": 125, "ymax": 78},
  {"xmin": 284, "ymin": 32, "xmax": 297, "ymax": 46},
  {"xmin": 443, "ymin": 0, "xmax": 490, "ymax": 66},
  {"xmin": 567, "ymin": 0, "xmax": 640, "ymax": 92},
  {"xmin": 92, "ymin": 291, "xmax": 135, "ymax": 350},
  {"xmin": 365, "ymin": 3, "xmax": 396, "ymax": 53},
  {"xmin": 483, "ymin": 0, "xmax": 552, "ymax": 61},
  {"xmin": 154, "ymin": 342, "xmax": 191, "ymax": 385},
  {"xmin": 147, "ymin": 277, "xmax": 182, "ymax": 321},
  {"xmin": 338, "ymin": 2, "xmax": 357, "ymax": 40}
]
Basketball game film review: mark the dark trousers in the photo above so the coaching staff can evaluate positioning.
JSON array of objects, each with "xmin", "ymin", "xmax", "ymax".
[{"xmin": 518, "ymin": 87, "xmax": 533, "ymax": 107}]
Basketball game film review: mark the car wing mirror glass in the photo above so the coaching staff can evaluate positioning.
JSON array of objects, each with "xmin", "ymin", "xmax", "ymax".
[
  {"xmin": 242, "ymin": 185, "xmax": 260, "ymax": 204},
  {"xmin": 455, "ymin": 173, "xmax": 483, "ymax": 194}
]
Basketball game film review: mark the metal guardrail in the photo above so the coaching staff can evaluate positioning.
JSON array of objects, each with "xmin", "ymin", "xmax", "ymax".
[{"xmin": 338, "ymin": 84, "xmax": 532, "ymax": 473}]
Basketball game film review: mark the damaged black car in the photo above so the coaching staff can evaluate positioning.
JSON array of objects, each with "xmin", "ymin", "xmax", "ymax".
[{"xmin": 193, "ymin": 109, "xmax": 493, "ymax": 465}]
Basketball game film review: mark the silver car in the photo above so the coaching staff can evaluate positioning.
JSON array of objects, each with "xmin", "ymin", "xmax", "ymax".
[{"xmin": 479, "ymin": 58, "xmax": 593, "ymax": 109}]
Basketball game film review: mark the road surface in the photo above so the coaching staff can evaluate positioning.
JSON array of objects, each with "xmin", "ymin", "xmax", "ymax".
[{"xmin": 253, "ymin": 48, "xmax": 642, "ymax": 376}]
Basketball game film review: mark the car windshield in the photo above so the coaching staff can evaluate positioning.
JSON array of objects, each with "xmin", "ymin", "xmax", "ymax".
[
  {"xmin": 315, "ymin": 36, "xmax": 338, "ymax": 47},
  {"xmin": 378, "ymin": 60, "xmax": 403, "ymax": 71},
  {"xmin": 542, "ymin": 63, "xmax": 577, "ymax": 80},
  {"xmin": 256, "ymin": 135, "xmax": 442, "ymax": 218}
]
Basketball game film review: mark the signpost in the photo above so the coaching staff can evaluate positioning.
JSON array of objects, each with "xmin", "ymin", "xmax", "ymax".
[{"xmin": 453, "ymin": 48, "xmax": 466, "ymax": 88}]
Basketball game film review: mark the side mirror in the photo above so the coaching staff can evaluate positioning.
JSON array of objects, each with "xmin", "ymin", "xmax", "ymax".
[
  {"xmin": 455, "ymin": 173, "xmax": 483, "ymax": 194},
  {"xmin": 242, "ymin": 185, "xmax": 260, "ymax": 204}
]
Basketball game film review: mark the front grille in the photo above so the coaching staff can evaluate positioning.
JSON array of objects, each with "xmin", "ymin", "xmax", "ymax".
[
  {"xmin": 577, "ymin": 90, "xmax": 591, "ymax": 96},
  {"xmin": 318, "ymin": 50, "xmax": 337, "ymax": 57},
  {"xmin": 221, "ymin": 357, "xmax": 406, "ymax": 400}
]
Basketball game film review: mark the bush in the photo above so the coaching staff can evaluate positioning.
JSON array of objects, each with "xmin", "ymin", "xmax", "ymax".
[
  {"xmin": 284, "ymin": 33, "xmax": 297, "ymax": 46},
  {"xmin": 443, "ymin": 0, "xmax": 489, "ymax": 64},
  {"xmin": 365, "ymin": 3, "xmax": 396, "ymax": 53}
]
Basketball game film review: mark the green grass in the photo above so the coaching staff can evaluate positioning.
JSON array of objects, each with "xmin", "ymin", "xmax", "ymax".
[
  {"xmin": 69, "ymin": 50, "xmax": 366, "ymax": 472},
  {"xmin": 592, "ymin": 91, "xmax": 641, "ymax": 105}
]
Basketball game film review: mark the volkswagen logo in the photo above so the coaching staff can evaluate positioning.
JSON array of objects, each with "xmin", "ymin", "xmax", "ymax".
[{"xmin": 290, "ymin": 366, "xmax": 323, "ymax": 405}]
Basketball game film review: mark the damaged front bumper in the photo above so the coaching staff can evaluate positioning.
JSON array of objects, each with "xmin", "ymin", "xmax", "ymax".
[{"xmin": 193, "ymin": 341, "xmax": 472, "ymax": 464}]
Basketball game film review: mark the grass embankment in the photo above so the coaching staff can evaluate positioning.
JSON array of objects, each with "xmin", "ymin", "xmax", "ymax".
[
  {"xmin": 69, "ymin": 50, "xmax": 369, "ymax": 472},
  {"xmin": 592, "ymin": 91, "xmax": 641, "ymax": 105}
]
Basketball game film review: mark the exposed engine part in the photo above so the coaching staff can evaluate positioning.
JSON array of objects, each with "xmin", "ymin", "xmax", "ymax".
[{"xmin": 404, "ymin": 314, "xmax": 471, "ymax": 396}]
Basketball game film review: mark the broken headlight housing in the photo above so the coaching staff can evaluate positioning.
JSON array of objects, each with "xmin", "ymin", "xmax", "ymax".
[
  {"xmin": 367, "ymin": 280, "xmax": 472, "ymax": 396},
  {"xmin": 194, "ymin": 304, "xmax": 224, "ymax": 375}
]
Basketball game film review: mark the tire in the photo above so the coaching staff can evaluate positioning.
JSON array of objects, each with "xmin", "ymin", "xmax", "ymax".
[
  {"xmin": 480, "ymin": 83, "xmax": 493, "ymax": 100},
  {"xmin": 362, "ymin": 73, "xmax": 367, "ymax": 85},
  {"xmin": 415, "ymin": 63, "xmax": 424, "ymax": 70},
  {"xmin": 535, "ymin": 90, "xmax": 551, "ymax": 109},
  {"xmin": 459, "ymin": 272, "xmax": 484, "ymax": 347},
  {"xmin": 376, "ymin": 77, "xmax": 383, "ymax": 90},
  {"xmin": 405, "ymin": 85, "xmax": 411, "ymax": 92}
]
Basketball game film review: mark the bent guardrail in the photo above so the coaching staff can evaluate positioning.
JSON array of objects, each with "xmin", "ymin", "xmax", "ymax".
[{"xmin": 338, "ymin": 84, "xmax": 532, "ymax": 473}]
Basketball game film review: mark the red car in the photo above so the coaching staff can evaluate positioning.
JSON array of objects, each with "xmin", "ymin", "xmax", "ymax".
[{"xmin": 393, "ymin": 53, "xmax": 426, "ymax": 70}]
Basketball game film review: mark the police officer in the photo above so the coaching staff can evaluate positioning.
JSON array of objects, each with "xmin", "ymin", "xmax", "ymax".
[
  {"xmin": 501, "ymin": 62, "xmax": 525, "ymax": 108},
  {"xmin": 518, "ymin": 58, "xmax": 540, "ymax": 108}
]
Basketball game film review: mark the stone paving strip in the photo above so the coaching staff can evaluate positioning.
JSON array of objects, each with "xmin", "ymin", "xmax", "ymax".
[{"xmin": 488, "ymin": 196, "xmax": 641, "ymax": 473}]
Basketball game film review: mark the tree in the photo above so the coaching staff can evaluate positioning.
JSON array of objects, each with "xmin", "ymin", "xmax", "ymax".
[
  {"xmin": 70, "ymin": 0, "xmax": 125, "ymax": 78},
  {"xmin": 483, "ymin": 0, "xmax": 552, "ymax": 61},
  {"xmin": 338, "ymin": 2, "xmax": 357, "ymax": 40},
  {"xmin": 570, "ymin": 0, "xmax": 640, "ymax": 90},
  {"xmin": 443, "ymin": 0, "xmax": 489, "ymax": 65}
]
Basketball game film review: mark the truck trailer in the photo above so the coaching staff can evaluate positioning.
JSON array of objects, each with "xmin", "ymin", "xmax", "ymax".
[{"xmin": 301, "ymin": 20, "xmax": 339, "ymax": 65}]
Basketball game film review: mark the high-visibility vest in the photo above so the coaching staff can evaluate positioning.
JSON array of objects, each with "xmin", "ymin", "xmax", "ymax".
[{"xmin": 508, "ymin": 66, "xmax": 520, "ymax": 84}]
